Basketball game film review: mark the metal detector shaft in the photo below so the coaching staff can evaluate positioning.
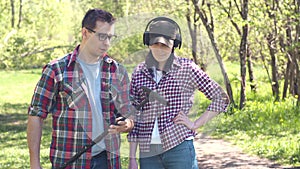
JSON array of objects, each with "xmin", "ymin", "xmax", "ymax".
[{"xmin": 57, "ymin": 90, "xmax": 153, "ymax": 169}]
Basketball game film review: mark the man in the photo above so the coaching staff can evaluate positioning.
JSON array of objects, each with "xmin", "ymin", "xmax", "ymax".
[
  {"xmin": 27, "ymin": 8, "xmax": 133, "ymax": 169},
  {"xmin": 128, "ymin": 17, "xmax": 230, "ymax": 169}
]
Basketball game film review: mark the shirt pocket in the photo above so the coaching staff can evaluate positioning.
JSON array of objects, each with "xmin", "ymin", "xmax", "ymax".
[
  {"xmin": 101, "ymin": 81, "xmax": 112, "ymax": 104},
  {"xmin": 59, "ymin": 81, "xmax": 88, "ymax": 110}
]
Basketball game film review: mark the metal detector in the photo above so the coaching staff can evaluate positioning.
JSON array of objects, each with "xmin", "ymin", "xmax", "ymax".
[{"xmin": 57, "ymin": 86, "xmax": 168, "ymax": 169}]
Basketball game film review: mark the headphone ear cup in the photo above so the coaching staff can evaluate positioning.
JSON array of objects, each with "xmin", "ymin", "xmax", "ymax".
[
  {"xmin": 173, "ymin": 40, "xmax": 179, "ymax": 48},
  {"xmin": 173, "ymin": 34, "xmax": 182, "ymax": 49},
  {"xmin": 143, "ymin": 32, "xmax": 150, "ymax": 46}
]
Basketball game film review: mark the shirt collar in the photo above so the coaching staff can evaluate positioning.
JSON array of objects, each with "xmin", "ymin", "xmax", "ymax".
[
  {"xmin": 141, "ymin": 55, "xmax": 181, "ymax": 78},
  {"xmin": 172, "ymin": 55, "xmax": 181, "ymax": 68},
  {"xmin": 67, "ymin": 45, "xmax": 80, "ymax": 67}
]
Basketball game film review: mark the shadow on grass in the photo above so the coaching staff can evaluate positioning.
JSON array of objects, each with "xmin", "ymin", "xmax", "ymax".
[
  {"xmin": 0, "ymin": 102, "xmax": 52, "ymax": 144},
  {"xmin": 0, "ymin": 102, "xmax": 52, "ymax": 132},
  {"xmin": 0, "ymin": 103, "xmax": 29, "ymax": 132}
]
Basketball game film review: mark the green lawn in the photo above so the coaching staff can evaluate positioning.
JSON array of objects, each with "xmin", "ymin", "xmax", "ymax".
[
  {"xmin": 1, "ymin": 65, "xmax": 300, "ymax": 168},
  {"xmin": 0, "ymin": 69, "xmax": 132, "ymax": 168},
  {"xmin": 0, "ymin": 69, "xmax": 43, "ymax": 168}
]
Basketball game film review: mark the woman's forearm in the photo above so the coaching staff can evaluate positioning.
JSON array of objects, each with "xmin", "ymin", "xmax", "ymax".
[{"xmin": 129, "ymin": 142, "xmax": 138, "ymax": 158}]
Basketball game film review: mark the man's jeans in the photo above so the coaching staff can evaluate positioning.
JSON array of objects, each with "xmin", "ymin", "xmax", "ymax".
[
  {"xmin": 139, "ymin": 140, "xmax": 199, "ymax": 169},
  {"xmin": 91, "ymin": 151, "xmax": 108, "ymax": 169}
]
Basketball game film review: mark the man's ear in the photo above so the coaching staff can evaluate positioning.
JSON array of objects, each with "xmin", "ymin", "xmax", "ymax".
[{"xmin": 82, "ymin": 28, "xmax": 89, "ymax": 39}]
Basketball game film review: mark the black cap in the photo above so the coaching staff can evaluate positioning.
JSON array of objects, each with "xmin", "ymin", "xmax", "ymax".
[{"xmin": 149, "ymin": 20, "xmax": 177, "ymax": 48}]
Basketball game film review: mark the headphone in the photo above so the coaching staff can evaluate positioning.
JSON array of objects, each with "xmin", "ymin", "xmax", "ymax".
[{"xmin": 143, "ymin": 17, "xmax": 182, "ymax": 49}]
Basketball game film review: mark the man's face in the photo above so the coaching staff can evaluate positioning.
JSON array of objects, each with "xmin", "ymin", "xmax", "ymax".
[{"xmin": 83, "ymin": 21, "xmax": 115, "ymax": 58}]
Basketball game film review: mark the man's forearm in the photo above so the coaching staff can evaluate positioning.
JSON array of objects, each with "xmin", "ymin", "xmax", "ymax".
[{"xmin": 27, "ymin": 116, "xmax": 43, "ymax": 168}]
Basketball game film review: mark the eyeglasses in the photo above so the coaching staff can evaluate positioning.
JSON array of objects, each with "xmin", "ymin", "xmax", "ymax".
[{"xmin": 85, "ymin": 27, "xmax": 117, "ymax": 41}]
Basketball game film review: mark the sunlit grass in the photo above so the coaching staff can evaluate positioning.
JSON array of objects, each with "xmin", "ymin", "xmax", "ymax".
[
  {"xmin": 1, "ymin": 65, "xmax": 300, "ymax": 168},
  {"xmin": 0, "ymin": 69, "xmax": 41, "ymax": 104},
  {"xmin": 200, "ymin": 62, "xmax": 300, "ymax": 166},
  {"xmin": 0, "ymin": 69, "xmax": 50, "ymax": 169},
  {"xmin": 0, "ymin": 69, "xmax": 132, "ymax": 168},
  {"xmin": 213, "ymin": 96, "xmax": 300, "ymax": 166}
]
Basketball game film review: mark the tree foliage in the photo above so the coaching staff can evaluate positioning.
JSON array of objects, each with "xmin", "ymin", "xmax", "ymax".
[{"xmin": 0, "ymin": 0, "xmax": 299, "ymax": 106}]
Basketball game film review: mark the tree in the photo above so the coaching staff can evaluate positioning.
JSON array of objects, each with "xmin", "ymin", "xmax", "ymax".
[
  {"xmin": 264, "ymin": 0, "xmax": 281, "ymax": 102},
  {"xmin": 186, "ymin": 0, "xmax": 200, "ymax": 66},
  {"xmin": 10, "ymin": 0, "xmax": 14, "ymax": 28},
  {"xmin": 191, "ymin": 0, "xmax": 235, "ymax": 107},
  {"xmin": 278, "ymin": 0, "xmax": 300, "ymax": 105},
  {"xmin": 216, "ymin": 0, "xmax": 249, "ymax": 109},
  {"xmin": 17, "ymin": 0, "xmax": 22, "ymax": 29},
  {"xmin": 0, "ymin": 0, "xmax": 300, "ymax": 108},
  {"xmin": 218, "ymin": 0, "xmax": 256, "ymax": 95}
]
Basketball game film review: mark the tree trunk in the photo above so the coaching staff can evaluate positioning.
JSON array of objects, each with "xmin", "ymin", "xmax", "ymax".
[
  {"xmin": 10, "ymin": 0, "xmax": 15, "ymax": 28},
  {"xmin": 282, "ymin": 59, "xmax": 291, "ymax": 99},
  {"xmin": 217, "ymin": 0, "xmax": 249, "ymax": 109},
  {"xmin": 289, "ymin": 62, "xmax": 296, "ymax": 95},
  {"xmin": 279, "ymin": 22, "xmax": 293, "ymax": 100},
  {"xmin": 264, "ymin": 0, "xmax": 280, "ymax": 102},
  {"xmin": 260, "ymin": 50, "xmax": 272, "ymax": 88},
  {"xmin": 238, "ymin": 0, "xmax": 249, "ymax": 109},
  {"xmin": 239, "ymin": 24, "xmax": 248, "ymax": 109},
  {"xmin": 266, "ymin": 34, "xmax": 280, "ymax": 102},
  {"xmin": 198, "ymin": 24, "xmax": 207, "ymax": 71},
  {"xmin": 186, "ymin": 2, "xmax": 199, "ymax": 65},
  {"xmin": 17, "ymin": 0, "xmax": 22, "ymax": 29},
  {"xmin": 247, "ymin": 46, "xmax": 256, "ymax": 92},
  {"xmin": 295, "ymin": 0, "xmax": 300, "ymax": 106}
]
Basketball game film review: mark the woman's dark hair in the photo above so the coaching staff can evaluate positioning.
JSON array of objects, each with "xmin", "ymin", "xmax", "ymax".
[{"xmin": 81, "ymin": 8, "xmax": 116, "ymax": 29}]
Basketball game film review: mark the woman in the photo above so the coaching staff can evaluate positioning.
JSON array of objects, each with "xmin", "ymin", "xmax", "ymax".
[{"xmin": 128, "ymin": 17, "xmax": 230, "ymax": 169}]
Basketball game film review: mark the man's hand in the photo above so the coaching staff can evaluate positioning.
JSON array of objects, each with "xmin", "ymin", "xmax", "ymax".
[{"xmin": 108, "ymin": 117, "xmax": 134, "ymax": 134}]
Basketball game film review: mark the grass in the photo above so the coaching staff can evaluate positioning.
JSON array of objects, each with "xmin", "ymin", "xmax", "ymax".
[
  {"xmin": 0, "ymin": 69, "xmax": 45, "ymax": 169},
  {"xmin": 0, "ymin": 69, "xmax": 133, "ymax": 169},
  {"xmin": 1, "ymin": 63, "xmax": 300, "ymax": 168},
  {"xmin": 213, "ymin": 97, "xmax": 300, "ymax": 166},
  {"xmin": 209, "ymin": 62, "xmax": 300, "ymax": 167}
]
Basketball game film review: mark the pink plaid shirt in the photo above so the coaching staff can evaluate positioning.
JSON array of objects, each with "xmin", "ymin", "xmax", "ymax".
[{"xmin": 128, "ymin": 56, "xmax": 229, "ymax": 152}]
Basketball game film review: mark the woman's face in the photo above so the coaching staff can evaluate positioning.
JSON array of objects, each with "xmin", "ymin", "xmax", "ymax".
[{"xmin": 149, "ymin": 43, "xmax": 173, "ymax": 63}]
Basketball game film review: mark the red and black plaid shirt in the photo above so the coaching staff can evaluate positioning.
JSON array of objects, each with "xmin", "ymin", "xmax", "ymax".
[
  {"xmin": 28, "ymin": 45, "xmax": 131, "ymax": 169},
  {"xmin": 128, "ymin": 56, "xmax": 229, "ymax": 152}
]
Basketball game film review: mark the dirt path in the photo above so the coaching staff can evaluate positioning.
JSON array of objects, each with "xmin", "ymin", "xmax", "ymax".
[{"xmin": 194, "ymin": 136, "xmax": 296, "ymax": 169}]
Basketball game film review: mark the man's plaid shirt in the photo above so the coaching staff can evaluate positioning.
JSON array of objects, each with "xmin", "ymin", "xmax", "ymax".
[
  {"xmin": 28, "ymin": 45, "xmax": 131, "ymax": 169},
  {"xmin": 127, "ymin": 56, "xmax": 229, "ymax": 152}
]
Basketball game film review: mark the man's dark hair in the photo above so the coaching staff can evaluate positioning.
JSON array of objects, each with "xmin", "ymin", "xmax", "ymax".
[{"xmin": 82, "ymin": 8, "xmax": 116, "ymax": 29}]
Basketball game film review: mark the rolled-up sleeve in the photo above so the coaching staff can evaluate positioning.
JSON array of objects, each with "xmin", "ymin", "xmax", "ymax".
[
  {"xmin": 127, "ymin": 68, "xmax": 141, "ymax": 142},
  {"xmin": 191, "ymin": 62, "xmax": 230, "ymax": 113},
  {"xmin": 111, "ymin": 64, "xmax": 133, "ymax": 117},
  {"xmin": 28, "ymin": 64, "xmax": 57, "ymax": 119}
]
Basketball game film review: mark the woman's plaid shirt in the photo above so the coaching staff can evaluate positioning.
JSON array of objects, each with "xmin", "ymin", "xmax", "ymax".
[
  {"xmin": 28, "ymin": 45, "xmax": 131, "ymax": 169},
  {"xmin": 128, "ymin": 56, "xmax": 229, "ymax": 152}
]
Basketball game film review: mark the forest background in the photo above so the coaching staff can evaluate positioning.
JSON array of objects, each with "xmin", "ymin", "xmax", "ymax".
[{"xmin": 0, "ymin": 0, "xmax": 300, "ymax": 168}]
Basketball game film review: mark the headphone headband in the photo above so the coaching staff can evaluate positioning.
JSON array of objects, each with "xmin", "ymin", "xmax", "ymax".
[{"xmin": 143, "ymin": 17, "xmax": 182, "ymax": 49}]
